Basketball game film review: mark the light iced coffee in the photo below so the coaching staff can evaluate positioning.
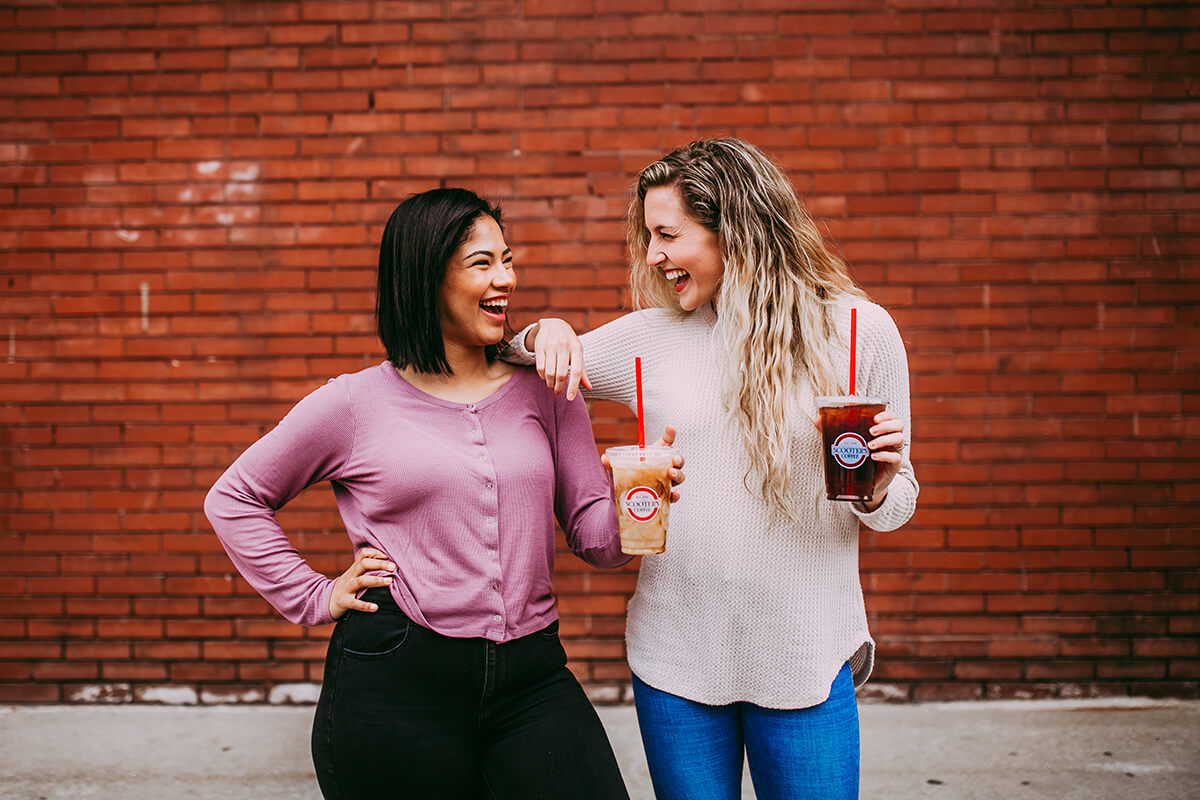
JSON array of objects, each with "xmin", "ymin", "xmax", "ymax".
[{"xmin": 605, "ymin": 445, "xmax": 673, "ymax": 555}]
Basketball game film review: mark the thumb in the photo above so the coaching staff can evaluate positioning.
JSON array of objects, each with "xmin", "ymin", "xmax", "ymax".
[{"xmin": 655, "ymin": 425, "xmax": 677, "ymax": 447}]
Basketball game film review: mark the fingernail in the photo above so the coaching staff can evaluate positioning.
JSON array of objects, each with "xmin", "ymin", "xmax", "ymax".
[
  {"xmin": 386, "ymin": 562, "xmax": 396, "ymax": 571},
  {"xmin": 383, "ymin": 576, "xmax": 393, "ymax": 584},
  {"xmin": 369, "ymin": 603, "xmax": 378, "ymax": 611}
]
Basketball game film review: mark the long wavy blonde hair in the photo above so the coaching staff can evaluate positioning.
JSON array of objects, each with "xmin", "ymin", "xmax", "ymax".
[{"xmin": 628, "ymin": 137, "xmax": 867, "ymax": 519}]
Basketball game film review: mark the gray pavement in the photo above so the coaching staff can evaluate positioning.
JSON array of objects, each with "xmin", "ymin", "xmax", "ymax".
[{"xmin": 1, "ymin": 698, "xmax": 1197, "ymax": 799}]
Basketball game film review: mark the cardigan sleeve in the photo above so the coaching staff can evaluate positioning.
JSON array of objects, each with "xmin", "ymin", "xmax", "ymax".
[
  {"xmin": 549, "ymin": 389, "xmax": 633, "ymax": 570},
  {"xmin": 203, "ymin": 378, "xmax": 355, "ymax": 627}
]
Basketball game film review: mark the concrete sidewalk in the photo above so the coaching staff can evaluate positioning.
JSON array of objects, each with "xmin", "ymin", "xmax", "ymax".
[{"xmin": 1, "ymin": 698, "xmax": 1197, "ymax": 799}]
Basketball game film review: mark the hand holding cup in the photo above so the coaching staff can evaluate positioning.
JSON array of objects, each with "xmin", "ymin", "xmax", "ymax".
[
  {"xmin": 866, "ymin": 409, "xmax": 906, "ymax": 501},
  {"xmin": 601, "ymin": 425, "xmax": 685, "ymax": 502},
  {"xmin": 603, "ymin": 426, "xmax": 685, "ymax": 555}
]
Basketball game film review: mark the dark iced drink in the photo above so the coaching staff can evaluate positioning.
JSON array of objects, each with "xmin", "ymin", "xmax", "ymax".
[{"xmin": 816, "ymin": 396, "xmax": 886, "ymax": 502}]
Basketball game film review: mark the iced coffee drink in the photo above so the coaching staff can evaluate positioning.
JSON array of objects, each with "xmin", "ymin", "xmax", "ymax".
[
  {"xmin": 605, "ymin": 445, "xmax": 673, "ymax": 555},
  {"xmin": 816, "ymin": 396, "xmax": 886, "ymax": 502}
]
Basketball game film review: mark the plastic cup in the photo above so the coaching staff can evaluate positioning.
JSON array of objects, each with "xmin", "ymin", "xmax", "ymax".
[
  {"xmin": 605, "ymin": 445, "xmax": 673, "ymax": 555},
  {"xmin": 816, "ymin": 396, "xmax": 886, "ymax": 502}
]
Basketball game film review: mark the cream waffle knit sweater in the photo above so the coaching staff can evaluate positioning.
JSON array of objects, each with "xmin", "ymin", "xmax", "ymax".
[{"xmin": 507, "ymin": 299, "xmax": 918, "ymax": 709}]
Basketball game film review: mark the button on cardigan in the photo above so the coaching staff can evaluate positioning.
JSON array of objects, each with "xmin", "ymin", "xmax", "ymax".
[{"xmin": 205, "ymin": 363, "xmax": 630, "ymax": 642}]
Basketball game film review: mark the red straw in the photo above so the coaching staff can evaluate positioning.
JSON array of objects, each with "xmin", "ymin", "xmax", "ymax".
[
  {"xmin": 849, "ymin": 308, "xmax": 857, "ymax": 397},
  {"xmin": 635, "ymin": 357, "xmax": 646, "ymax": 449}
]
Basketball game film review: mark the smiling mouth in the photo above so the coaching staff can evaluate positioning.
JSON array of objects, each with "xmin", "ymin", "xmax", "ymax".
[
  {"xmin": 479, "ymin": 298, "xmax": 508, "ymax": 320},
  {"xmin": 663, "ymin": 268, "xmax": 690, "ymax": 291}
]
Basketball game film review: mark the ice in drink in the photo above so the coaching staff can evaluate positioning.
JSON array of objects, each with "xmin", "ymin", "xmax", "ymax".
[
  {"xmin": 816, "ymin": 396, "xmax": 886, "ymax": 502},
  {"xmin": 605, "ymin": 445, "xmax": 673, "ymax": 555}
]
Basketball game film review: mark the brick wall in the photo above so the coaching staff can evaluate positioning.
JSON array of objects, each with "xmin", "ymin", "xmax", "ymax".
[{"xmin": 1, "ymin": 0, "xmax": 1196, "ymax": 704}]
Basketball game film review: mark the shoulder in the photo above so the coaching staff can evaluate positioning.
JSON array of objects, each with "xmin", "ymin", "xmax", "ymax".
[
  {"xmin": 840, "ymin": 297, "xmax": 902, "ymax": 340},
  {"xmin": 584, "ymin": 306, "xmax": 699, "ymax": 344},
  {"xmin": 836, "ymin": 297, "xmax": 904, "ymax": 350},
  {"xmin": 513, "ymin": 364, "xmax": 592, "ymax": 410},
  {"xmin": 503, "ymin": 364, "xmax": 553, "ymax": 407},
  {"xmin": 300, "ymin": 361, "xmax": 389, "ymax": 412},
  {"xmin": 324, "ymin": 361, "xmax": 390, "ymax": 398}
]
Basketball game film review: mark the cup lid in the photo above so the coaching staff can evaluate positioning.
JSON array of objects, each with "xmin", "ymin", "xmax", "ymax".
[
  {"xmin": 815, "ymin": 395, "xmax": 885, "ymax": 407},
  {"xmin": 605, "ymin": 445, "xmax": 674, "ymax": 455}
]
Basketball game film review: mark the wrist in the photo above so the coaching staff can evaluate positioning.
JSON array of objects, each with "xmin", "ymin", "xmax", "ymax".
[
  {"xmin": 856, "ymin": 489, "xmax": 887, "ymax": 513},
  {"xmin": 524, "ymin": 321, "xmax": 541, "ymax": 351}
]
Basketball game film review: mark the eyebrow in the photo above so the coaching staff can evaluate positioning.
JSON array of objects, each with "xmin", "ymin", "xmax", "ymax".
[{"xmin": 464, "ymin": 248, "xmax": 512, "ymax": 260}]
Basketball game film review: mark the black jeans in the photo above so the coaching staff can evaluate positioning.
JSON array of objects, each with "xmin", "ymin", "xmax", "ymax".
[{"xmin": 311, "ymin": 588, "xmax": 630, "ymax": 800}]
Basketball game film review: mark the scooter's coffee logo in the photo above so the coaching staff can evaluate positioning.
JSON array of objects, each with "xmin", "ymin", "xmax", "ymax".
[
  {"xmin": 622, "ymin": 486, "xmax": 661, "ymax": 522},
  {"xmin": 830, "ymin": 433, "xmax": 870, "ymax": 469}
]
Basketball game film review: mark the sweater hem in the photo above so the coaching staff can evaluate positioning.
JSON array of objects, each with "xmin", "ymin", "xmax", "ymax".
[{"xmin": 628, "ymin": 634, "xmax": 874, "ymax": 711}]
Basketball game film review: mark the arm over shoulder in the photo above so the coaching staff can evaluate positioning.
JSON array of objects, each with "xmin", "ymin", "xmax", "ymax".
[
  {"xmin": 499, "ymin": 311, "xmax": 653, "ymax": 407},
  {"xmin": 577, "ymin": 311, "xmax": 658, "ymax": 407}
]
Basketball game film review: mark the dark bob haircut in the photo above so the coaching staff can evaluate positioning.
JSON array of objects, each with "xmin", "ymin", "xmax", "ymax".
[{"xmin": 376, "ymin": 187, "xmax": 504, "ymax": 375}]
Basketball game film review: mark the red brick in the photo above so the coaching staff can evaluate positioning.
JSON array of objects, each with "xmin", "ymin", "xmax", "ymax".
[{"xmin": 2, "ymin": 2, "xmax": 1197, "ymax": 704}]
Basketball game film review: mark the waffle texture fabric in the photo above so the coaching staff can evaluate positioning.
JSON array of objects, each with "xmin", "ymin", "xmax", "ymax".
[{"xmin": 506, "ymin": 299, "xmax": 918, "ymax": 708}]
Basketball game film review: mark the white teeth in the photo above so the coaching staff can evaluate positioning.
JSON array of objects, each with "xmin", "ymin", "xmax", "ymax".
[
  {"xmin": 663, "ymin": 269, "xmax": 688, "ymax": 281},
  {"xmin": 480, "ymin": 298, "xmax": 508, "ymax": 312}
]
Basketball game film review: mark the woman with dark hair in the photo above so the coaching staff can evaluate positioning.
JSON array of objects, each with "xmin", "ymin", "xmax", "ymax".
[{"xmin": 205, "ymin": 188, "xmax": 676, "ymax": 799}]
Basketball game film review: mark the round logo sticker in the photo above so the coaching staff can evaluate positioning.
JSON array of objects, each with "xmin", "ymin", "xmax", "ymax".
[
  {"xmin": 622, "ymin": 486, "xmax": 661, "ymax": 522},
  {"xmin": 830, "ymin": 432, "xmax": 870, "ymax": 469}
]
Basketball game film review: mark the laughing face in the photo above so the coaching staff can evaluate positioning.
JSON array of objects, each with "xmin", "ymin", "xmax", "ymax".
[
  {"xmin": 643, "ymin": 184, "xmax": 725, "ymax": 311},
  {"xmin": 438, "ymin": 214, "xmax": 515, "ymax": 351}
]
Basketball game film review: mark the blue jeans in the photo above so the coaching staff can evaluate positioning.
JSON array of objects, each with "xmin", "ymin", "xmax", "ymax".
[{"xmin": 632, "ymin": 663, "xmax": 859, "ymax": 800}]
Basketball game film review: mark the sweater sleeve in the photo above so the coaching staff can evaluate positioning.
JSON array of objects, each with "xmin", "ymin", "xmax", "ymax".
[
  {"xmin": 850, "ymin": 304, "xmax": 919, "ymax": 532},
  {"xmin": 203, "ymin": 379, "xmax": 355, "ymax": 627},
  {"xmin": 500, "ymin": 316, "xmax": 644, "ymax": 408},
  {"xmin": 550, "ymin": 390, "xmax": 634, "ymax": 569},
  {"xmin": 577, "ymin": 313, "xmax": 649, "ymax": 408},
  {"xmin": 500, "ymin": 324, "xmax": 538, "ymax": 366}
]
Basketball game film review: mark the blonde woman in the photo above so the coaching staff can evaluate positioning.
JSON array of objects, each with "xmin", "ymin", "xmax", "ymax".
[{"xmin": 504, "ymin": 138, "xmax": 918, "ymax": 799}]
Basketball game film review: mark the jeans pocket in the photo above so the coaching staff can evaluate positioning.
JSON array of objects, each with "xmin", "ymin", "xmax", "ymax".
[{"xmin": 340, "ymin": 608, "xmax": 412, "ymax": 658}]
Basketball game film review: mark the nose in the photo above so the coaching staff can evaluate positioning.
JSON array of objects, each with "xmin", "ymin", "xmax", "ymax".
[
  {"xmin": 647, "ymin": 241, "xmax": 666, "ymax": 267},
  {"xmin": 491, "ymin": 261, "xmax": 516, "ymax": 291}
]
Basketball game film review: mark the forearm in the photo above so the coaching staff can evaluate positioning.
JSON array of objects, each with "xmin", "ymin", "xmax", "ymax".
[
  {"xmin": 853, "ymin": 466, "xmax": 917, "ymax": 531},
  {"xmin": 564, "ymin": 499, "xmax": 633, "ymax": 569},
  {"xmin": 205, "ymin": 475, "xmax": 337, "ymax": 626}
]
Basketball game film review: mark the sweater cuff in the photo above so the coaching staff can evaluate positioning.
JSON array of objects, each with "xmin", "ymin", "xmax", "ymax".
[
  {"xmin": 581, "ymin": 533, "xmax": 636, "ymax": 570},
  {"xmin": 309, "ymin": 578, "xmax": 338, "ymax": 627},
  {"xmin": 500, "ymin": 324, "xmax": 538, "ymax": 366},
  {"xmin": 851, "ymin": 478, "xmax": 916, "ymax": 532}
]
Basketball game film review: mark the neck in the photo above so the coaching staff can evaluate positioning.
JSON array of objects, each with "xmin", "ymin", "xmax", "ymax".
[
  {"xmin": 441, "ymin": 339, "xmax": 492, "ymax": 381},
  {"xmin": 400, "ymin": 340, "xmax": 494, "ymax": 389}
]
